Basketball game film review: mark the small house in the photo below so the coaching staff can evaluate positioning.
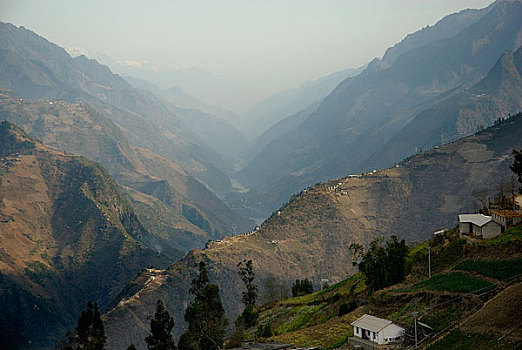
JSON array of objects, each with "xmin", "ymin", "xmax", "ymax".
[
  {"xmin": 458, "ymin": 214, "xmax": 502, "ymax": 239},
  {"xmin": 491, "ymin": 210, "xmax": 522, "ymax": 231},
  {"xmin": 351, "ymin": 314, "xmax": 405, "ymax": 345}
]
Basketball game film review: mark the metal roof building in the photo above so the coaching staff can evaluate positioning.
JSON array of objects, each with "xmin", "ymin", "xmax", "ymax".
[
  {"xmin": 458, "ymin": 213, "xmax": 502, "ymax": 239},
  {"xmin": 350, "ymin": 314, "xmax": 405, "ymax": 345}
]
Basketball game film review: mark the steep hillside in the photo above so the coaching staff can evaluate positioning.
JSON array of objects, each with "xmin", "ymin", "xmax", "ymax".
[
  {"xmin": 0, "ymin": 121, "xmax": 168, "ymax": 349},
  {"xmin": 0, "ymin": 22, "xmax": 237, "ymax": 193},
  {"xmin": 0, "ymin": 92, "xmax": 253, "ymax": 254},
  {"xmin": 363, "ymin": 47, "xmax": 522, "ymax": 171},
  {"xmin": 238, "ymin": 0, "xmax": 522, "ymax": 217},
  {"xmin": 102, "ymin": 110, "xmax": 522, "ymax": 348},
  {"xmin": 238, "ymin": 227, "xmax": 522, "ymax": 349}
]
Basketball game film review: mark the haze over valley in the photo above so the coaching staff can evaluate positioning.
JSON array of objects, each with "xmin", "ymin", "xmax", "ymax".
[{"xmin": 0, "ymin": 0, "xmax": 521, "ymax": 349}]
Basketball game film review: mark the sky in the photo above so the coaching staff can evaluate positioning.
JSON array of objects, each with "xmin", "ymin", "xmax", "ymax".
[{"xmin": 0, "ymin": 0, "xmax": 494, "ymax": 109}]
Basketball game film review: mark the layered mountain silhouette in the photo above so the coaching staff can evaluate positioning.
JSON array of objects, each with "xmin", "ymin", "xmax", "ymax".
[
  {"xmin": 0, "ymin": 22, "xmax": 244, "ymax": 194},
  {"xmin": 0, "ymin": 92, "xmax": 252, "ymax": 254},
  {"xmin": 238, "ymin": 0, "xmax": 522, "ymax": 218}
]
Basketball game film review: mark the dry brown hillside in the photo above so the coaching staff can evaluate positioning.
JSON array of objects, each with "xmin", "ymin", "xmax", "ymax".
[
  {"xmin": 0, "ymin": 92, "xmax": 253, "ymax": 255},
  {"xmin": 0, "ymin": 121, "xmax": 167, "ymax": 349},
  {"xmin": 102, "ymin": 113, "xmax": 522, "ymax": 349}
]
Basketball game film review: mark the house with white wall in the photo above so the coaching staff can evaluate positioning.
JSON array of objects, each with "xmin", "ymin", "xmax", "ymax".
[{"xmin": 351, "ymin": 314, "xmax": 405, "ymax": 345}]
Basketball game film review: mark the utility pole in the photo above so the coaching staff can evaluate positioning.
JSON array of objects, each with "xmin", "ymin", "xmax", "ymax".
[
  {"xmin": 412, "ymin": 311, "xmax": 419, "ymax": 348},
  {"xmin": 428, "ymin": 245, "xmax": 431, "ymax": 279}
]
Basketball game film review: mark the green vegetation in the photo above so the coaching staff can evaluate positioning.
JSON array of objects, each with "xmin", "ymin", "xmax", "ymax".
[
  {"xmin": 418, "ymin": 307, "xmax": 463, "ymax": 332},
  {"xmin": 235, "ymin": 226, "xmax": 522, "ymax": 350},
  {"xmin": 274, "ymin": 305, "xmax": 323, "ymax": 334},
  {"xmin": 427, "ymin": 329, "xmax": 521, "ymax": 350},
  {"xmin": 236, "ymin": 259, "xmax": 259, "ymax": 329},
  {"xmin": 511, "ymin": 148, "xmax": 522, "ymax": 191},
  {"xmin": 357, "ymin": 236, "xmax": 408, "ymax": 292},
  {"xmin": 75, "ymin": 302, "xmax": 106, "ymax": 350},
  {"xmin": 181, "ymin": 262, "xmax": 228, "ymax": 350},
  {"xmin": 291, "ymin": 279, "xmax": 314, "ymax": 297},
  {"xmin": 145, "ymin": 300, "xmax": 177, "ymax": 350},
  {"xmin": 408, "ymin": 272, "xmax": 495, "ymax": 294},
  {"xmin": 454, "ymin": 258, "xmax": 522, "ymax": 281},
  {"xmin": 24, "ymin": 261, "xmax": 53, "ymax": 283}
]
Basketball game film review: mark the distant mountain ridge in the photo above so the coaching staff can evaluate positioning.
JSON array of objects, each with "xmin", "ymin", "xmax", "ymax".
[
  {"xmin": 237, "ymin": 0, "xmax": 522, "ymax": 218},
  {"xmin": 0, "ymin": 92, "xmax": 253, "ymax": 254},
  {"xmin": 240, "ymin": 67, "xmax": 364, "ymax": 139},
  {"xmin": 0, "ymin": 22, "xmax": 241, "ymax": 194}
]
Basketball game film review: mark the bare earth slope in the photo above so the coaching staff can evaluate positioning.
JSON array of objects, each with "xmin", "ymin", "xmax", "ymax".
[
  {"xmin": 102, "ymin": 110, "xmax": 522, "ymax": 348},
  {"xmin": 0, "ymin": 121, "xmax": 169, "ymax": 349}
]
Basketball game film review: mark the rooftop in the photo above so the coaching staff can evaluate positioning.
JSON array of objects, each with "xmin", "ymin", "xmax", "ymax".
[
  {"xmin": 350, "ymin": 314, "xmax": 394, "ymax": 332},
  {"xmin": 458, "ymin": 214, "xmax": 492, "ymax": 227}
]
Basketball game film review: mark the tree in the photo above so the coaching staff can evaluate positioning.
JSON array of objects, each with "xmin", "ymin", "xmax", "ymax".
[
  {"xmin": 238, "ymin": 259, "xmax": 258, "ymax": 306},
  {"xmin": 384, "ymin": 236, "xmax": 409, "ymax": 285},
  {"xmin": 511, "ymin": 149, "xmax": 522, "ymax": 192},
  {"xmin": 236, "ymin": 259, "xmax": 259, "ymax": 328},
  {"xmin": 127, "ymin": 345, "xmax": 137, "ymax": 350},
  {"xmin": 182, "ymin": 261, "xmax": 228, "ymax": 350},
  {"xmin": 357, "ymin": 236, "xmax": 409, "ymax": 292},
  {"xmin": 145, "ymin": 300, "xmax": 176, "ymax": 350},
  {"xmin": 349, "ymin": 243, "xmax": 364, "ymax": 266},
  {"xmin": 189, "ymin": 261, "xmax": 209, "ymax": 297},
  {"xmin": 76, "ymin": 301, "xmax": 106, "ymax": 350},
  {"xmin": 291, "ymin": 279, "xmax": 314, "ymax": 297}
]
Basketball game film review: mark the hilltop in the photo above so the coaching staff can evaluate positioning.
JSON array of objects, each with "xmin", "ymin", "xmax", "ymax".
[
  {"xmin": 0, "ymin": 121, "xmax": 169, "ymax": 349},
  {"xmin": 101, "ymin": 109, "xmax": 522, "ymax": 348}
]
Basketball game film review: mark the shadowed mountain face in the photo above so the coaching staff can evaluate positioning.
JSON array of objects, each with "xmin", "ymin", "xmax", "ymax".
[
  {"xmin": 363, "ymin": 48, "xmax": 522, "ymax": 171},
  {"xmin": 0, "ymin": 22, "xmax": 245, "ymax": 194},
  {"xmin": 0, "ymin": 121, "xmax": 169, "ymax": 349},
  {"xmin": 0, "ymin": 92, "xmax": 253, "ymax": 255},
  {"xmin": 102, "ymin": 112, "xmax": 522, "ymax": 349},
  {"xmin": 237, "ymin": 0, "xmax": 522, "ymax": 218}
]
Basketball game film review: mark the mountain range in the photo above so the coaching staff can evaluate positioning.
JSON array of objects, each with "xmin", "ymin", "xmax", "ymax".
[
  {"xmin": 0, "ymin": 22, "xmax": 244, "ymax": 194},
  {"xmin": 236, "ymin": 0, "xmax": 522, "ymax": 219},
  {"xmin": 102, "ymin": 110, "xmax": 522, "ymax": 348},
  {"xmin": 0, "ymin": 1, "xmax": 521, "ymax": 349}
]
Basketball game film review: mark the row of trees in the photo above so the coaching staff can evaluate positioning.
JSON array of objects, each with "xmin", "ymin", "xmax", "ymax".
[
  {"xmin": 291, "ymin": 278, "xmax": 314, "ymax": 297},
  {"xmin": 65, "ymin": 259, "xmax": 258, "ymax": 350}
]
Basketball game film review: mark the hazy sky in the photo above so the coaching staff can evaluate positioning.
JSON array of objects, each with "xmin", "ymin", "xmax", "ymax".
[{"xmin": 1, "ymin": 0, "xmax": 494, "ymax": 97}]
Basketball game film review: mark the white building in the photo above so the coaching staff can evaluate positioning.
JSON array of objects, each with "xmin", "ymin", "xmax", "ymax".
[
  {"xmin": 351, "ymin": 314, "xmax": 405, "ymax": 345},
  {"xmin": 458, "ymin": 214, "xmax": 502, "ymax": 239}
]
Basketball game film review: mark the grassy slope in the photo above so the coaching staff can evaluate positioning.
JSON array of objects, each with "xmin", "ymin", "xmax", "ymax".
[{"xmin": 239, "ymin": 226, "xmax": 522, "ymax": 349}]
